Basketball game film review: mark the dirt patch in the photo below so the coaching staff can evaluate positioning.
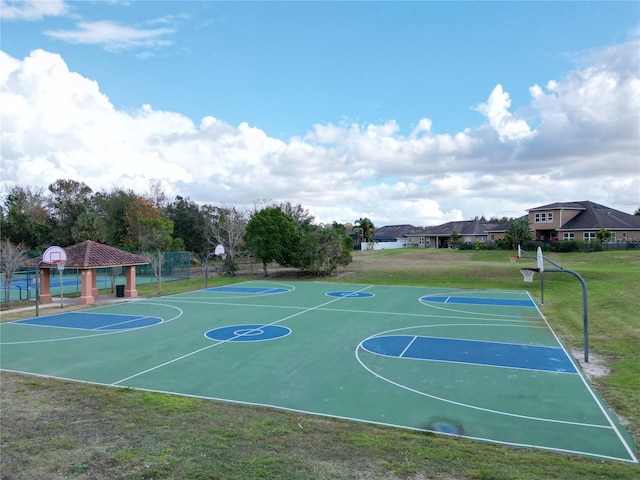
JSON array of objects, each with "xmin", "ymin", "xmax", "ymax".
[{"xmin": 570, "ymin": 349, "xmax": 610, "ymax": 379}]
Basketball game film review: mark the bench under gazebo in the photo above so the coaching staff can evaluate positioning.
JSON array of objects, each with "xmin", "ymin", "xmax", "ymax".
[{"xmin": 36, "ymin": 240, "xmax": 150, "ymax": 305}]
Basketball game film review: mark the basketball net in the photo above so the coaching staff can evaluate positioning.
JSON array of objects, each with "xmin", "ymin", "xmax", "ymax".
[
  {"xmin": 520, "ymin": 268, "xmax": 536, "ymax": 283},
  {"xmin": 55, "ymin": 261, "xmax": 66, "ymax": 308}
]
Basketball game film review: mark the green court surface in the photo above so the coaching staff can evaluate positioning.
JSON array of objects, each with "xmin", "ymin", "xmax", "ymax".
[{"xmin": 1, "ymin": 281, "xmax": 636, "ymax": 463}]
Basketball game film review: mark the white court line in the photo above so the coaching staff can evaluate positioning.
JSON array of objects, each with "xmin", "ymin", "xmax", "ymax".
[
  {"xmin": 111, "ymin": 285, "xmax": 375, "ymax": 386},
  {"xmin": 356, "ymin": 326, "xmax": 609, "ymax": 429},
  {"xmin": 0, "ymin": 303, "xmax": 183, "ymax": 344},
  {"xmin": 3, "ymin": 367, "xmax": 634, "ymax": 464},
  {"xmin": 94, "ymin": 315, "xmax": 161, "ymax": 330},
  {"xmin": 418, "ymin": 297, "xmax": 541, "ymax": 320},
  {"xmin": 525, "ymin": 291, "xmax": 638, "ymax": 463},
  {"xmin": 139, "ymin": 385, "xmax": 638, "ymax": 464},
  {"xmin": 399, "ymin": 336, "xmax": 418, "ymax": 358},
  {"xmin": 160, "ymin": 298, "xmax": 543, "ymax": 324}
]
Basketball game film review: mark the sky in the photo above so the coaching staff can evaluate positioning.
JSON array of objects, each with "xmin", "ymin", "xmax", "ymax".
[{"xmin": 1, "ymin": 0, "xmax": 639, "ymax": 227}]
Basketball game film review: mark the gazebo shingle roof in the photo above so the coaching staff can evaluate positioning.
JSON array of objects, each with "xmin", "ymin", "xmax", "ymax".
[{"xmin": 35, "ymin": 241, "xmax": 150, "ymax": 268}]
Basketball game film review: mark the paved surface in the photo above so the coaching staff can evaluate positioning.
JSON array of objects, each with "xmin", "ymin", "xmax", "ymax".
[
  {"xmin": 1, "ymin": 281, "xmax": 636, "ymax": 463},
  {"xmin": 0, "ymin": 295, "xmax": 132, "ymax": 316}
]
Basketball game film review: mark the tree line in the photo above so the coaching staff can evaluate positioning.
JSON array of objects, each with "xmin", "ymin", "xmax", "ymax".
[{"xmin": 0, "ymin": 179, "xmax": 367, "ymax": 278}]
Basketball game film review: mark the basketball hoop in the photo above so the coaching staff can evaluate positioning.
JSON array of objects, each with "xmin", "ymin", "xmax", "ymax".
[
  {"xmin": 214, "ymin": 244, "xmax": 227, "ymax": 260},
  {"xmin": 42, "ymin": 245, "xmax": 68, "ymax": 265},
  {"xmin": 520, "ymin": 268, "xmax": 539, "ymax": 283},
  {"xmin": 509, "ymin": 255, "xmax": 519, "ymax": 263},
  {"xmin": 40, "ymin": 246, "xmax": 69, "ymax": 309}
]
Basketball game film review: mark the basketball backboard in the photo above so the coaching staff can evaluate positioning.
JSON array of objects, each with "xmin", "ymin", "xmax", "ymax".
[
  {"xmin": 42, "ymin": 245, "xmax": 67, "ymax": 264},
  {"xmin": 536, "ymin": 246, "xmax": 544, "ymax": 273}
]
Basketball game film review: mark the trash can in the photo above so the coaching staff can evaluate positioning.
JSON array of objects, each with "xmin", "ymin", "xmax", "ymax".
[{"xmin": 116, "ymin": 285, "xmax": 125, "ymax": 297}]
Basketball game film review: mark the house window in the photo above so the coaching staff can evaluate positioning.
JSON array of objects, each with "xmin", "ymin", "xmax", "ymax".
[
  {"xmin": 534, "ymin": 212, "xmax": 553, "ymax": 223},
  {"xmin": 610, "ymin": 232, "xmax": 616, "ymax": 242},
  {"xmin": 622, "ymin": 232, "xmax": 628, "ymax": 241},
  {"xmin": 584, "ymin": 232, "xmax": 596, "ymax": 242},
  {"xmin": 563, "ymin": 232, "xmax": 575, "ymax": 240},
  {"xmin": 419, "ymin": 237, "xmax": 424, "ymax": 245},
  {"xmin": 425, "ymin": 238, "xmax": 431, "ymax": 245}
]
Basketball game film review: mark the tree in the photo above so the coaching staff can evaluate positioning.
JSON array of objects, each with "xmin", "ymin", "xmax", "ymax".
[
  {"xmin": 166, "ymin": 196, "xmax": 208, "ymax": 259},
  {"xmin": 48, "ymin": 179, "xmax": 93, "ymax": 246},
  {"xmin": 331, "ymin": 221, "xmax": 347, "ymax": 235},
  {"xmin": 123, "ymin": 196, "xmax": 160, "ymax": 251},
  {"xmin": 203, "ymin": 204, "xmax": 249, "ymax": 274},
  {"xmin": 1, "ymin": 185, "xmax": 51, "ymax": 249},
  {"xmin": 140, "ymin": 216, "xmax": 175, "ymax": 293},
  {"xmin": 144, "ymin": 179, "xmax": 169, "ymax": 210},
  {"xmin": 596, "ymin": 228, "xmax": 612, "ymax": 245},
  {"xmin": 71, "ymin": 211, "xmax": 106, "ymax": 243},
  {"xmin": 94, "ymin": 188, "xmax": 139, "ymax": 249},
  {"xmin": 353, "ymin": 217, "xmax": 375, "ymax": 249},
  {"xmin": 503, "ymin": 217, "xmax": 532, "ymax": 250},
  {"xmin": 294, "ymin": 224, "xmax": 353, "ymax": 275},
  {"xmin": 279, "ymin": 201, "xmax": 314, "ymax": 226},
  {"xmin": 449, "ymin": 230, "xmax": 460, "ymax": 248},
  {"xmin": 243, "ymin": 207, "xmax": 299, "ymax": 276},
  {"xmin": 0, "ymin": 240, "xmax": 29, "ymax": 303}
]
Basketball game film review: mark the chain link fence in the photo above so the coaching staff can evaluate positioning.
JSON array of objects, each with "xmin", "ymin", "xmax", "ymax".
[{"xmin": 1, "ymin": 251, "xmax": 190, "ymax": 304}]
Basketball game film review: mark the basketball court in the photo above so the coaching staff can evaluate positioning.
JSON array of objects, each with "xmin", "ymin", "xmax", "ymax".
[{"xmin": 0, "ymin": 280, "xmax": 636, "ymax": 463}]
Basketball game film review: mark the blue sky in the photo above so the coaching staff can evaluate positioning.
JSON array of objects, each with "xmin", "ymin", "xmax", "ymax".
[{"xmin": 1, "ymin": 1, "xmax": 639, "ymax": 226}]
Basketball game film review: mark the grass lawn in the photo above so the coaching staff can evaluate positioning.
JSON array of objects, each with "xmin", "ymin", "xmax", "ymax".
[{"xmin": 1, "ymin": 249, "xmax": 639, "ymax": 479}]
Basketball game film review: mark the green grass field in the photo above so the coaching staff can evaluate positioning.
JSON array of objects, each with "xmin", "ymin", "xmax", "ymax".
[{"xmin": 1, "ymin": 249, "xmax": 638, "ymax": 479}]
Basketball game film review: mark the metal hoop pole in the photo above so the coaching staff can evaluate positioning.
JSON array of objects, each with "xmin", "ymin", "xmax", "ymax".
[
  {"xmin": 542, "ymin": 267, "xmax": 589, "ymax": 363},
  {"xmin": 35, "ymin": 260, "xmax": 43, "ymax": 317},
  {"xmin": 565, "ymin": 268, "xmax": 589, "ymax": 363},
  {"xmin": 58, "ymin": 264, "xmax": 64, "ymax": 308},
  {"xmin": 205, "ymin": 252, "xmax": 216, "ymax": 289}
]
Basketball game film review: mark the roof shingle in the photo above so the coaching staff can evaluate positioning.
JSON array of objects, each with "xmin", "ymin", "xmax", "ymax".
[{"xmin": 35, "ymin": 241, "xmax": 150, "ymax": 268}]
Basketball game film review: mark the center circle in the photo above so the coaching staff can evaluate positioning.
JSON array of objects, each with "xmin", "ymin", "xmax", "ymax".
[
  {"xmin": 234, "ymin": 328, "xmax": 264, "ymax": 336},
  {"xmin": 326, "ymin": 291, "xmax": 375, "ymax": 298},
  {"xmin": 205, "ymin": 324, "xmax": 291, "ymax": 342}
]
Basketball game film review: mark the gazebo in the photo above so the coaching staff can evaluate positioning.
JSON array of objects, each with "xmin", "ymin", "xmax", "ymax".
[{"xmin": 36, "ymin": 241, "xmax": 150, "ymax": 305}]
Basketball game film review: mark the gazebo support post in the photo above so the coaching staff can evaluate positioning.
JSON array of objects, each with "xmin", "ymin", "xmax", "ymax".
[{"xmin": 124, "ymin": 266, "xmax": 138, "ymax": 298}]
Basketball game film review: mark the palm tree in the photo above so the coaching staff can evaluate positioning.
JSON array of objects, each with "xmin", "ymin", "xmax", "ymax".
[
  {"xmin": 354, "ymin": 217, "xmax": 375, "ymax": 249},
  {"xmin": 504, "ymin": 217, "xmax": 532, "ymax": 250}
]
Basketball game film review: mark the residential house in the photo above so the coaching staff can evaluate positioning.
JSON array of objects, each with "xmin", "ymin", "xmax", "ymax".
[
  {"xmin": 406, "ymin": 220, "xmax": 511, "ymax": 249},
  {"xmin": 374, "ymin": 224, "xmax": 416, "ymax": 243},
  {"xmin": 527, "ymin": 201, "xmax": 640, "ymax": 244},
  {"xmin": 356, "ymin": 224, "xmax": 416, "ymax": 250},
  {"xmin": 373, "ymin": 201, "xmax": 639, "ymax": 250}
]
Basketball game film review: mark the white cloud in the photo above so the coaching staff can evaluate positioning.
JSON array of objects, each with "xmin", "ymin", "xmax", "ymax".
[
  {"xmin": 475, "ymin": 84, "xmax": 535, "ymax": 142},
  {"xmin": 529, "ymin": 40, "xmax": 640, "ymax": 147},
  {"xmin": 1, "ymin": 39, "xmax": 639, "ymax": 228},
  {"xmin": 45, "ymin": 20, "xmax": 175, "ymax": 51},
  {"xmin": 0, "ymin": 0, "xmax": 67, "ymax": 20},
  {"xmin": 410, "ymin": 118, "xmax": 433, "ymax": 138}
]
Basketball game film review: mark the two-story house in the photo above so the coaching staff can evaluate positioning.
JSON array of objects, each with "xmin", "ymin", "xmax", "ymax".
[{"xmin": 527, "ymin": 201, "xmax": 640, "ymax": 244}]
